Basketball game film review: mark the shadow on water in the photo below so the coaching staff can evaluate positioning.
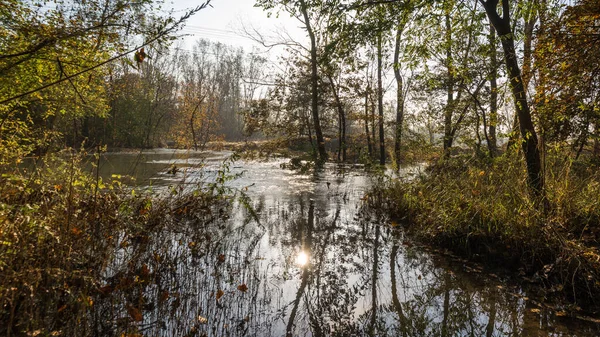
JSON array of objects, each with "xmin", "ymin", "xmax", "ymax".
[{"xmin": 85, "ymin": 150, "xmax": 599, "ymax": 336}]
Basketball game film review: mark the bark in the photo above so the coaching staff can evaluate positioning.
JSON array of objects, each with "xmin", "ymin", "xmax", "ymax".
[
  {"xmin": 365, "ymin": 88, "xmax": 373, "ymax": 157},
  {"xmin": 488, "ymin": 23, "xmax": 498, "ymax": 156},
  {"xmin": 393, "ymin": 23, "xmax": 405, "ymax": 167},
  {"xmin": 508, "ymin": 0, "xmax": 537, "ymax": 149},
  {"xmin": 443, "ymin": 11, "xmax": 455, "ymax": 154},
  {"xmin": 443, "ymin": 1, "xmax": 478, "ymax": 154},
  {"xmin": 299, "ymin": 0, "xmax": 327, "ymax": 161},
  {"xmin": 481, "ymin": 0, "xmax": 545, "ymax": 197},
  {"xmin": 377, "ymin": 33, "xmax": 385, "ymax": 165},
  {"xmin": 371, "ymin": 95, "xmax": 377, "ymax": 156},
  {"xmin": 190, "ymin": 105, "xmax": 199, "ymax": 150},
  {"xmin": 594, "ymin": 121, "xmax": 600, "ymax": 158},
  {"xmin": 328, "ymin": 75, "xmax": 346, "ymax": 162}
]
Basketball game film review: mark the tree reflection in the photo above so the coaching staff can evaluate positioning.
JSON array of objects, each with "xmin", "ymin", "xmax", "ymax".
[
  {"xmin": 78, "ymin": 164, "xmax": 600, "ymax": 336},
  {"xmin": 285, "ymin": 198, "xmax": 313, "ymax": 337},
  {"xmin": 390, "ymin": 235, "xmax": 408, "ymax": 337}
]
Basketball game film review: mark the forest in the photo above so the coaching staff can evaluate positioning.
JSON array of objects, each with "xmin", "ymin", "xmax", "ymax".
[{"xmin": 1, "ymin": 0, "xmax": 600, "ymax": 335}]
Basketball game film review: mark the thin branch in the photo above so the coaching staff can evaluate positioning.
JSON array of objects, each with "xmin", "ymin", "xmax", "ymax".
[{"xmin": 0, "ymin": 2, "xmax": 210, "ymax": 105}]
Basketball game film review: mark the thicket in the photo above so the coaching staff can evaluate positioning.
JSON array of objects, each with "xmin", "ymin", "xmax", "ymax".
[
  {"xmin": 0, "ymin": 150, "xmax": 242, "ymax": 335},
  {"xmin": 377, "ymin": 150, "xmax": 600, "ymax": 310}
]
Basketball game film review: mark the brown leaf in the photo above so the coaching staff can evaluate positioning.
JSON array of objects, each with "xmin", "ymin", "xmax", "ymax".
[
  {"xmin": 159, "ymin": 290, "xmax": 169, "ymax": 304},
  {"xmin": 237, "ymin": 284, "xmax": 248, "ymax": 292},
  {"xmin": 127, "ymin": 306, "xmax": 143, "ymax": 322},
  {"xmin": 216, "ymin": 289, "xmax": 224, "ymax": 301},
  {"xmin": 140, "ymin": 264, "xmax": 150, "ymax": 278},
  {"xmin": 98, "ymin": 285, "xmax": 113, "ymax": 295}
]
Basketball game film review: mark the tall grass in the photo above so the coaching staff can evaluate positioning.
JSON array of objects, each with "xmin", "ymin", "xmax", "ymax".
[
  {"xmin": 381, "ymin": 152, "xmax": 600, "ymax": 310},
  {"xmin": 0, "ymin": 150, "xmax": 232, "ymax": 336}
]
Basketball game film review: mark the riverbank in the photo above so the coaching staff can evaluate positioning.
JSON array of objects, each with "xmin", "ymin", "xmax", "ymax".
[{"xmin": 380, "ymin": 152, "xmax": 600, "ymax": 314}]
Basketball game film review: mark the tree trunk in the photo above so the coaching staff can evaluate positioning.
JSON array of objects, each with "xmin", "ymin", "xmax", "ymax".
[
  {"xmin": 365, "ymin": 88, "xmax": 373, "ymax": 157},
  {"xmin": 594, "ymin": 121, "xmax": 600, "ymax": 158},
  {"xmin": 377, "ymin": 33, "xmax": 385, "ymax": 165},
  {"xmin": 507, "ymin": 0, "xmax": 537, "ymax": 149},
  {"xmin": 481, "ymin": 0, "xmax": 544, "ymax": 197},
  {"xmin": 393, "ymin": 22, "xmax": 405, "ymax": 168},
  {"xmin": 488, "ymin": 23, "xmax": 498, "ymax": 156},
  {"xmin": 328, "ymin": 75, "xmax": 346, "ymax": 162},
  {"xmin": 443, "ymin": 12, "xmax": 454, "ymax": 154},
  {"xmin": 371, "ymin": 96, "xmax": 377, "ymax": 157},
  {"xmin": 190, "ymin": 101, "xmax": 203, "ymax": 151},
  {"xmin": 300, "ymin": 0, "xmax": 326, "ymax": 161}
]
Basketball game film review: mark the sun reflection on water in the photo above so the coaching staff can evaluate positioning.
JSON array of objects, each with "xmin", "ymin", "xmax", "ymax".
[{"xmin": 296, "ymin": 251, "xmax": 309, "ymax": 267}]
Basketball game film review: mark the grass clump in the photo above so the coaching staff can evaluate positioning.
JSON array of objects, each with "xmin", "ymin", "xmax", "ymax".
[
  {"xmin": 0, "ymin": 150, "xmax": 232, "ymax": 336},
  {"xmin": 380, "ymin": 152, "xmax": 600, "ymax": 310}
]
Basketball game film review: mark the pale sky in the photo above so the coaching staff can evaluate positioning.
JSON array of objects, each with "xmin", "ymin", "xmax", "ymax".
[{"xmin": 170, "ymin": 0, "xmax": 306, "ymax": 55}]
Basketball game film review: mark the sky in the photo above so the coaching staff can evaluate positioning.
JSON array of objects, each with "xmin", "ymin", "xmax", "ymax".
[{"xmin": 169, "ymin": 0, "xmax": 306, "ymax": 56}]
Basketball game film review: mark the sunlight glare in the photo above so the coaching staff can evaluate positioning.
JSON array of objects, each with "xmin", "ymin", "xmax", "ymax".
[{"xmin": 296, "ymin": 251, "xmax": 309, "ymax": 267}]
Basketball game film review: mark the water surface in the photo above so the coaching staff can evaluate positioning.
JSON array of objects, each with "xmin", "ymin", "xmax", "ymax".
[{"xmin": 93, "ymin": 149, "xmax": 600, "ymax": 336}]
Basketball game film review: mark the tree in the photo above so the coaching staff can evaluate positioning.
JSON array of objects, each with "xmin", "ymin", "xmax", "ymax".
[
  {"xmin": 533, "ymin": 0, "xmax": 600, "ymax": 159},
  {"xmin": 255, "ymin": 0, "xmax": 328, "ymax": 161},
  {"xmin": 0, "ymin": 0, "xmax": 209, "ymax": 162},
  {"xmin": 480, "ymin": 0, "xmax": 544, "ymax": 196}
]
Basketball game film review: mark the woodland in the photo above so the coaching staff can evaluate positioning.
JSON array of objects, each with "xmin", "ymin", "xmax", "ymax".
[{"xmin": 1, "ymin": 0, "xmax": 600, "ymax": 335}]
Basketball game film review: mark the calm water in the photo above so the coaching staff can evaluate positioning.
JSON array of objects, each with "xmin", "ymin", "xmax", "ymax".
[{"xmin": 92, "ymin": 149, "xmax": 600, "ymax": 336}]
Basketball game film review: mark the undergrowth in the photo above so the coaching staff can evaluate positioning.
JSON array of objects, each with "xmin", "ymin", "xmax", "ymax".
[
  {"xmin": 377, "ymin": 151, "xmax": 600, "ymax": 311},
  {"xmin": 0, "ymin": 149, "xmax": 238, "ymax": 336}
]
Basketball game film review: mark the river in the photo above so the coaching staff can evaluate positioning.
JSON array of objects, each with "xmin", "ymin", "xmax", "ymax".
[{"xmin": 91, "ymin": 149, "xmax": 600, "ymax": 336}]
